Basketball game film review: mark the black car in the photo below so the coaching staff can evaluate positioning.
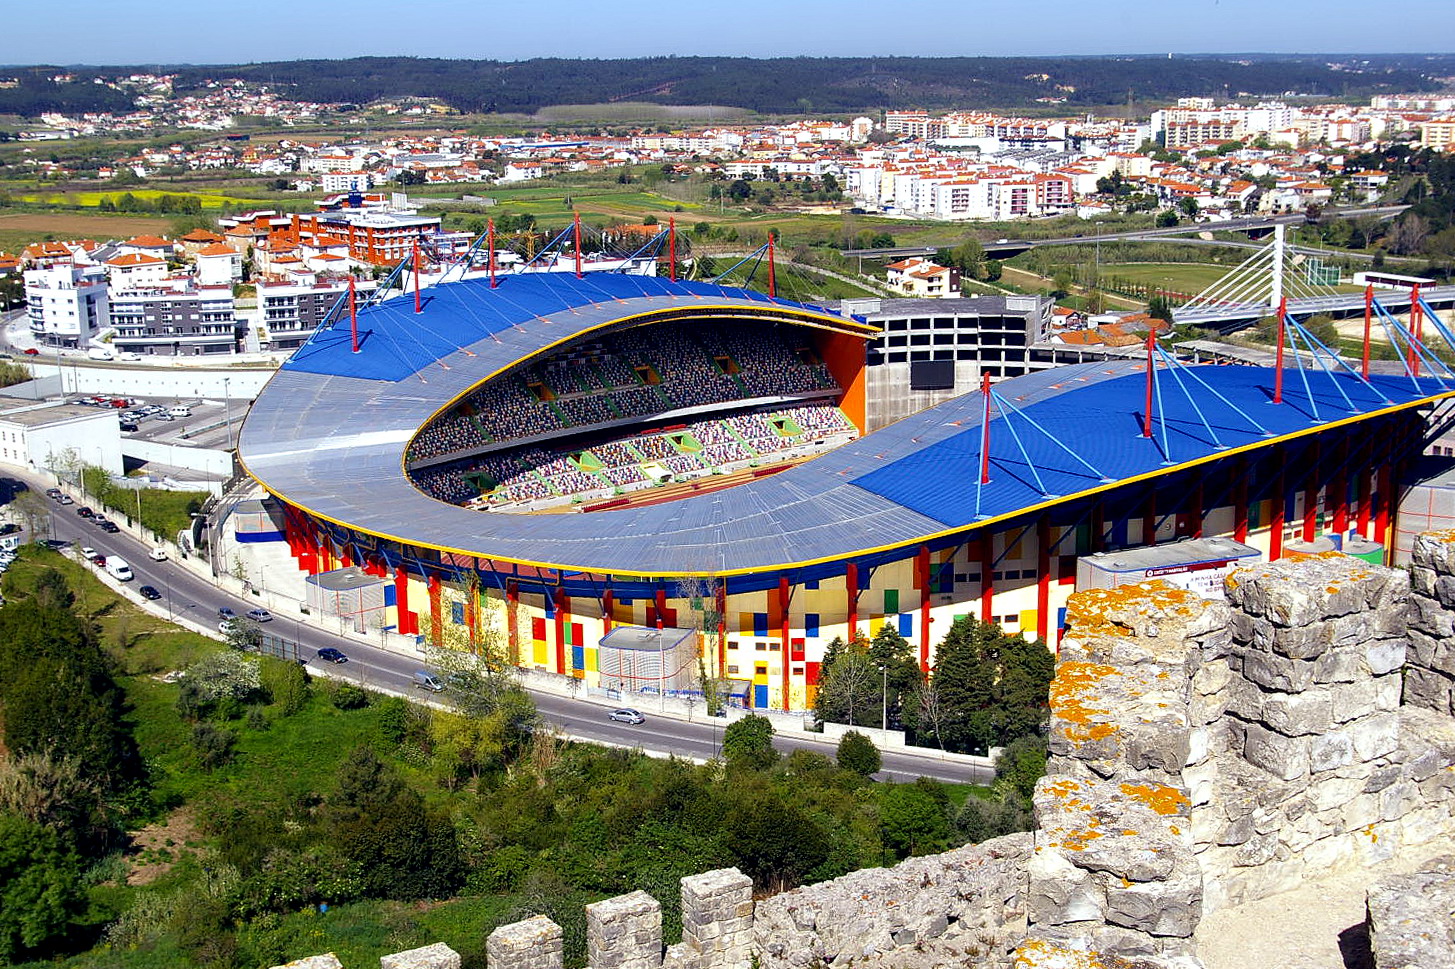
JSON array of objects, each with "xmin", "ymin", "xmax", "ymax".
[
  {"xmin": 139, "ymin": 585, "xmax": 162, "ymax": 600},
  {"xmin": 119, "ymin": 421, "xmax": 139, "ymax": 433},
  {"xmin": 77, "ymin": 506, "xmax": 93, "ymax": 518},
  {"xmin": 100, "ymin": 522, "xmax": 120, "ymax": 533},
  {"xmin": 316, "ymin": 647, "xmax": 348, "ymax": 664}
]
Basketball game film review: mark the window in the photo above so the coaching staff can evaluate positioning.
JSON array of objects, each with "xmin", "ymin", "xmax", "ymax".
[
  {"xmin": 451, "ymin": 601, "xmax": 465, "ymax": 624},
  {"xmin": 727, "ymin": 641, "xmax": 738, "ymax": 649},
  {"xmin": 755, "ymin": 642, "xmax": 767, "ymax": 651},
  {"xmin": 727, "ymin": 665, "xmax": 740, "ymax": 675}
]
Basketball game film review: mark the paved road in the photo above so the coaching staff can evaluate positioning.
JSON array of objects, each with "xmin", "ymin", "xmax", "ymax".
[{"xmin": 12, "ymin": 469, "xmax": 991, "ymax": 785}]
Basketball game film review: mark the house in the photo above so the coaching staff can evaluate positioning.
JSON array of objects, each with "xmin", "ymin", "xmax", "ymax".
[{"xmin": 885, "ymin": 258, "xmax": 961, "ymax": 298}]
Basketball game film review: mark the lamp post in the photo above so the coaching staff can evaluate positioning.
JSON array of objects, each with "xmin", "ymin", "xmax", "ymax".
[
  {"xmin": 222, "ymin": 376, "xmax": 236, "ymax": 452},
  {"xmin": 878, "ymin": 663, "xmax": 888, "ymax": 735}
]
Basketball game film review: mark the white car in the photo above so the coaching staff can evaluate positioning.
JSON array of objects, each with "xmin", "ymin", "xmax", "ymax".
[
  {"xmin": 148, "ymin": 547, "xmax": 168, "ymax": 562},
  {"xmin": 80, "ymin": 546, "xmax": 97, "ymax": 561}
]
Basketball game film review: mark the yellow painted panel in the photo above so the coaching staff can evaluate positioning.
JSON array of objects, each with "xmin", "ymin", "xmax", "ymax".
[
  {"xmin": 1019, "ymin": 609, "xmax": 1037, "ymax": 629},
  {"xmin": 586, "ymin": 647, "xmax": 598, "ymax": 673},
  {"xmin": 532, "ymin": 638, "xmax": 547, "ymax": 667}
]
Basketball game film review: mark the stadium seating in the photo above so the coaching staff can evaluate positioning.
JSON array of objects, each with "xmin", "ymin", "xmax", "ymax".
[
  {"xmin": 410, "ymin": 400, "xmax": 858, "ymax": 510},
  {"xmin": 406, "ymin": 320, "xmax": 843, "ymax": 463}
]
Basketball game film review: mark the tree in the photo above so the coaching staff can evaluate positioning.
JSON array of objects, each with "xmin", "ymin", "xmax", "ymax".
[
  {"xmin": 724, "ymin": 785, "xmax": 829, "ymax": 890},
  {"xmin": 1155, "ymin": 209, "xmax": 1180, "ymax": 228},
  {"xmin": 879, "ymin": 778, "xmax": 953, "ymax": 858},
  {"xmin": 836, "ymin": 731, "xmax": 881, "ymax": 776},
  {"xmin": 923, "ymin": 616, "xmax": 1052, "ymax": 755},
  {"xmin": 325, "ymin": 746, "xmax": 463, "ymax": 900},
  {"xmin": 0, "ymin": 813, "xmax": 84, "ymax": 962},
  {"xmin": 1147, "ymin": 292, "xmax": 1173, "ymax": 323},
  {"xmin": 814, "ymin": 636, "xmax": 878, "ymax": 726},
  {"xmin": 721, "ymin": 713, "xmax": 778, "ymax": 770},
  {"xmin": 0, "ymin": 753, "xmax": 111, "ymax": 853},
  {"xmin": 1178, "ymin": 197, "xmax": 1200, "ymax": 219}
]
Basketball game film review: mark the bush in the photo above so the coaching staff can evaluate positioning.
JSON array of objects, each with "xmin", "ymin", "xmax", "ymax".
[
  {"xmin": 722, "ymin": 714, "xmax": 778, "ymax": 771},
  {"xmin": 191, "ymin": 722, "xmax": 237, "ymax": 771},
  {"xmin": 259, "ymin": 657, "xmax": 308, "ymax": 716},
  {"xmin": 835, "ymin": 730, "xmax": 881, "ymax": 776},
  {"xmin": 329, "ymin": 683, "xmax": 368, "ymax": 710}
]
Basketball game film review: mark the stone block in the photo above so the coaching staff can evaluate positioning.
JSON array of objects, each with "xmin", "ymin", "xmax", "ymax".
[
  {"xmin": 1027, "ymin": 840, "xmax": 1104, "ymax": 925},
  {"xmin": 1240, "ymin": 650, "xmax": 1317, "ymax": 693},
  {"xmin": 1260, "ymin": 688, "xmax": 1333, "ymax": 737},
  {"xmin": 1348, "ymin": 711, "xmax": 1401, "ymax": 762},
  {"xmin": 1362, "ymin": 638, "xmax": 1406, "ymax": 676},
  {"xmin": 272, "ymin": 957, "xmax": 343, "ymax": 969},
  {"xmin": 1103, "ymin": 857, "xmax": 1202, "ymax": 938},
  {"xmin": 586, "ymin": 891, "xmax": 661, "ymax": 969},
  {"xmin": 680, "ymin": 868, "xmax": 752, "ymax": 969},
  {"xmin": 488, "ymin": 916, "xmax": 563, "ymax": 969},
  {"xmin": 381, "ymin": 943, "xmax": 461, "ymax": 969},
  {"xmin": 1241, "ymin": 723, "xmax": 1308, "ymax": 780},
  {"xmin": 1367, "ymin": 858, "xmax": 1455, "ymax": 969},
  {"xmin": 1308, "ymin": 731, "xmax": 1354, "ymax": 773}
]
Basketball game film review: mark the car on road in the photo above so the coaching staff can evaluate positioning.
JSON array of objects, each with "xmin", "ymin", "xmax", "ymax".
[
  {"xmin": 58, "ymin": 494, "xmax": 73, "ymax": 505},
  {"xmin": 609, "ymin": 708, "xmax": 646, "ymax": 725},
  {"xmin": 21, "ymin": 348, "xmax": 37, "ymax": 356},
  {"xmin": 100, "ymin": 522, "xmax": 119, "ymax": 533},
  {"xmin": 91, "ymin": 515, "xmax": 110, "ymax": 526},
  {"xmin": 218, "ymin": 618, "xmax": 239, "ymax": 635},
  {"xmin": 119, "ymin": 421, "xmax": 139, "ymax": 433},
  {"xmin": 316, "ymin": 647, "xmax": 348, "ymax": 664},
  {"xmin": 45, "ymin": 488, "xmax": 60, "ymax": 499},
  {"xmin": 77, "ymin": 507, "xmax": 93, "ymax": 518},
  {"xmin": 80, "ymin": 546, "xmax": 101, "ymax": 563},
  {"xmin": 149, "ymin": 547, "xmax": 168, "ymax": 561},
  {"xmin": 218, "ymin": 606, "xmax": 236, "ymax": 620},
  {"xmin": 246, "ymin": 608, "xmax": 273, "ymax": 622},
  {"xmin": 139, "ymin": 585, "xmax": 162, "ymax": 600}
]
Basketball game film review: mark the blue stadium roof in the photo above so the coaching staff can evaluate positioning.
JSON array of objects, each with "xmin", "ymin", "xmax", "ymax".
[{"xmin": 239, "ymin": 272, "xmax": 1455, "ymax": 579}]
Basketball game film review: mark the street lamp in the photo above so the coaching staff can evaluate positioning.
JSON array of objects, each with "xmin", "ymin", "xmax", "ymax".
[
  {"xmin": 878, "ymin": 663, "xmax": 888, "ymax": 734},
  {"xmin": 223, "ymin": 377, "xmax": 235, "ymax": 452}
]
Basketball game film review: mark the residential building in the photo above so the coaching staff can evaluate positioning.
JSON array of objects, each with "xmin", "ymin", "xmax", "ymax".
[
  {"xmin": 884, "ymin": 258, "xmax": 961, "ymax": 298},
  {"xmin": 256, "ymin": 277, "xmax": 363, "ymax": 350},
  {"xmin": 109, "ymin": 284, "xmax": 239, "ymax": 355},
  {"xmin": 1421, "ymin": 117, "xmax": 1455, "ymax": 151},
  {"xmin": 23, "ymin": 265, "xmax": 107, "ymax": 349}
]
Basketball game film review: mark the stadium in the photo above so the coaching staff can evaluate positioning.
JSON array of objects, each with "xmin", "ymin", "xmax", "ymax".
[{"xmin": 237, "ymin": 266, "xmax": 1454, "ymax": 712}]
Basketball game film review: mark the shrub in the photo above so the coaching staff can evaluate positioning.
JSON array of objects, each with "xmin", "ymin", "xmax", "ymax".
[
  {"xmin": 329, "ymin": 683, "xmax": 368, "ymax": 710},
  {"xmin": 191, "ymin": 722, "xmax": 237, "ymax": 771},
  {"xmin": 722, "ymin": 713, "xmax": 778, "ymax": 771},
  {"xmin": 835, "ymin": 730, "xmax": 881, "ymax": 776}
]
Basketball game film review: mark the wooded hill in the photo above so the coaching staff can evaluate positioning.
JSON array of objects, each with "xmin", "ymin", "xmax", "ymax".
[{"xmin": 3, "ymin": 54, "xmax": 1451, "ymax": 118}]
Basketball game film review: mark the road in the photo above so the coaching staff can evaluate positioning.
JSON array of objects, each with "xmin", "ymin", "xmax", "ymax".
[{"xmin": 13, "ymin": 468, "xmax": 991, "ymax": 785}]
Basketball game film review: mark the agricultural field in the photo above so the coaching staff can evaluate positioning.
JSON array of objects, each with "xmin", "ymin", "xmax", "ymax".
[
  {"xmin": 0, "ymin": 211, "xmax": 174, "ymax": 253},
  {"xmin": 14, "ymin": 188, "xmax": 278, "ymax": 210}
]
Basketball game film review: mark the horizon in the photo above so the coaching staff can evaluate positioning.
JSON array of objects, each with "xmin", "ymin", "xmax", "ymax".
[{"xmin": 11, "ymin": 0, "xmax": 1455, "ymax": 67}]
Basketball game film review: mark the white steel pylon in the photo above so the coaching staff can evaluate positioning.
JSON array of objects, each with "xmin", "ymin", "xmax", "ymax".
[{"xmin": 1172, "ymin": 222, "xmax": 1340, "ymax": 321}]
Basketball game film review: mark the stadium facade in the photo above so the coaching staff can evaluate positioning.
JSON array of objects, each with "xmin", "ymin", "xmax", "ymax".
[{"xmin": 238, "ymin": 273, "xmax": 1452, "ymax": 711}]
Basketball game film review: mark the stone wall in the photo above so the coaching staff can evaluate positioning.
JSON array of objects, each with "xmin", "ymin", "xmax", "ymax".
[
  {"xmin": 275, "ymin": 543, "xmax": 1455, "ymax": 969},
  {"xmin": 1366, "ymin": 856, "xmax": 1455, "ymax": 969}
]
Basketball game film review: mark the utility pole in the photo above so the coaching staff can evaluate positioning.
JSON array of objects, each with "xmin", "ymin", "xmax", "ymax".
[{"xmin": 878, "ymin": 663, "xmax": 888, "ymax": 734}]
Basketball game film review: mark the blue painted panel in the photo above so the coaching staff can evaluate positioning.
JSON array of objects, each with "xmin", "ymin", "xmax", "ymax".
[{"xmin": 753, "ymin": 684, "xmax": 768, "ymax": 709}]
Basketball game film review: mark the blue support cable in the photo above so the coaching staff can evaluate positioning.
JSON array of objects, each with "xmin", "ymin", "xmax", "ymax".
[
  {"xmin": 711, "ymin": 244, "xmax": 769, "ymax": 285},
  {"xmin": 1279, "ymin": 314, "xmax": 1322, "ymax": 423},
  {"xmin": 1416, "ymin": 295, "xmax": 1455, "ymax": 379},
  {"xmin": 617, "ymin": 229, "xmax": 669, "ymax": 271},
  {"xmin": 1150, "ymin": 355, "xmax": 1174, "ymax": 463},
  {"xmin": 1153, "ymin": 345, "xmax": 1225, "ymax": 448},
  {"xmin": 521, "ymin": 225, "xmax": 576, "ymax": 268},
  {"xmin": 1159, "ymin": 355, "xmax": 1276, "ymax": 437},
  {"xmin": 1372, "ymin": 299, "xmax": 1420, "ymax": 384},
  {"xmin": 991, "ymin": 391, "xmax": 1110, "ymax": 482},
  {"xmin": 1282, "ymin": 311, "xmax": 1360, "ymax": 414},
  {"xmin": 995, "ymin": 401, "xmax": 1052, "ymax": 497},
  {"xmin": 1374, "ymin": 297, "xmax": 1455, "ymax": 385}
]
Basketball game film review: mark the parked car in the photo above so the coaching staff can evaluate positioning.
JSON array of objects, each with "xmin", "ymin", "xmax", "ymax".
[
  {"xmin": 100, "ymin": 522, "xmax": 120, "ymax": 533},
  {"xmin": 609, "ymin": 708, "xmax": 646, "ymax": 725},
  {"xmin": 119, "ymin": 421, "xmax": 139, "ymax": 433},
  {"xmin": 58, "ymin": 494, "xmax": 73, "ymax": 505},
  {"xmin": 91, "ymin": 515, "xmax": 110, "ymax": 526},
  {"xmin": 77, "ymin": 507, "xmax": 93, "ymax": 518},
  {"xmin": 139, "ymin": 585, "xmax": 162, "ymax": 600},
  {"xmin": 246, "ymin": 608, "xmax": 273, "ymax": 622},
  {"xmin": 149, "ymin": 547, "xmax": 168, "ymax": 562},
  {"xmin": 218, "ymin": 618, "xmax": 239, "ymax": 635},
  {"xmin": 412, "ymin": 670, "xmax": 444, "ymax": 692},
  {"xmin": 44, "ymin": 488, "xmax": 61, "ymax": 499},
  {"xmin": 80, "ymin": 546, "xmax": 98, "ymax": 561},
  {"xmin": 0, "ymin": 523, "xmax": 18, "ymax": 535},
  {"xmin": 218, "ymin": 606, "xmax": 236, "ymax": 620},
  {"xmin": 316, "ymin": 647, "xmax": 348, "ymax": 664}
]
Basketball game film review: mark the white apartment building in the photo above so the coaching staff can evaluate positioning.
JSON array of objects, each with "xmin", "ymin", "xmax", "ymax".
[
  {"xmin": 0, "ymin": 398, "xmax": 123, "ymax": 477},
  {"xmin": 23, "ymin": 265, "xmax": 108, "ymax": 349},
  {"xmin": 320, "ymin": 171, "xmax": 375, "ymax": 193}
]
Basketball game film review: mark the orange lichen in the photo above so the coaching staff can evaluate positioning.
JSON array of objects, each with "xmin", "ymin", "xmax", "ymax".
[
  {"xmin": 1014, "ymin": 938, "xmax": 1109, "ymax": 969},
  {"xmin": 1118, "ymin": 782, "xmax": 1191, "ymax": 817},
  {"xmin": 1049, "ymin": 661, "xmax": 1121, "ymax": 744}
]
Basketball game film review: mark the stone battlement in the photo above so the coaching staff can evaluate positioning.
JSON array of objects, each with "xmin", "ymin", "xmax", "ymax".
[{"xmin": 277, "ymin": 539, "xmax": 1455, "ymax": 969}]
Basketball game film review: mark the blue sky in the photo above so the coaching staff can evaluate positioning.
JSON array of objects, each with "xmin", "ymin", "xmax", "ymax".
[{"xmin": 11, "ymin": 0, "xmax": 1455, "ymax": 65}]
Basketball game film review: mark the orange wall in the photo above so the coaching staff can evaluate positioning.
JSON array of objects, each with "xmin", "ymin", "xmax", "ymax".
[{"xmin": 819, "ymin": 331, "xmax": 869, "ymax": 433}]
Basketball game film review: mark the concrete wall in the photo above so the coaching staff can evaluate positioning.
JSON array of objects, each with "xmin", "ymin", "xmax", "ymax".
[
  {"xmin": 25, "ymin": 362, "xmax": 275, "ymax": 400},
  {"xmin": 121, "ymin": 438, "xmax": 233, "ymax": 478}
]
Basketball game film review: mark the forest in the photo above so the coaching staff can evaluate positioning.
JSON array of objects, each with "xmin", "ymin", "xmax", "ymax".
[
  {"xmin": 2, "ymin": 54, "xmax": 1449, "ymax": 118},
  {"xmin": 0, "ymin": 544, "xmax": 1048, "ymax": 969}
]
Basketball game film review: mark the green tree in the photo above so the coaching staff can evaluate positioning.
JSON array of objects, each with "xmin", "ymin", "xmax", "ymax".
[
  {"xmin": 879, "ymin": 778, "xmax": 953, "ymax": 858},
  {"xmin": 1178, "ymin": 197, "xmax": 1200, "ymax": 219},
  {"xmin": 1147, "ymin": 292, "xmax": 1173, "ymax": 322},
  {"xmin": 724, "ymin": 785, "xmax": 829, "ymax": 890},
  {"xmin": 1155, "ymin": 209, "xmax": 1180, "ymax": 228},
  {"xmin": 260, "ymin": 657, "xmax": 309, "ymax": 716},
  {"xmin": 0, "ymin": 813, "xmax": 85, "ymax": 962},
  {"xmin": 925, "ymin": 617, "xmax": 1052, "ymax": 755},
  {"xmin": 835, "ymin": 730, "xmax": 881, "ymax": 776},
  {"xmin": 721, "ymin": 713, "xmax": 778, "ymax": 770}
]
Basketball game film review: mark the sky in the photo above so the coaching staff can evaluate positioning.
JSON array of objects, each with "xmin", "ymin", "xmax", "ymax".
[{"xmin": 10, "ymin": 0, "xmax": 1455, "ymax": 65}]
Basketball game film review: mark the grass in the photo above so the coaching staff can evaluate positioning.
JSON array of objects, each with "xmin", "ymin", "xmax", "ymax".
[{"xmin": 0, "ymin": 211, "xmax": 173, "ymax": 253}]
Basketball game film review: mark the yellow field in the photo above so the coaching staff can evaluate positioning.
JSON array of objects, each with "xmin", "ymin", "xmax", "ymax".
[{"xmin": 19, "ymin": 189, "xmax": 271, "ymax": 210}]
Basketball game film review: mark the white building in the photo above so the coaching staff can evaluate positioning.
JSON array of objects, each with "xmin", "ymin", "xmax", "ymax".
[
  {"xmin": 0, "ymin": 398, "xmax": 124, "ymax": 477},
  {"xmin": 23, "ymin": 265, "xmax": 108, "ymax": 349}
]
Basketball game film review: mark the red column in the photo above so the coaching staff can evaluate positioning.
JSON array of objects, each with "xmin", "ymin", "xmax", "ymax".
[
  {"xmin": 394, "ymin": 565, "xmax": 413, "ymax": 635},
  {"xmin": 602, "ymin": 589, "xmax": 614, "ymax": 633},
  {"xmin": 1271, "ymin": 468, "xmax": 1286, "ymax": 561},
  {"xmin": 1332, "ymin": 439, "xmax": 1349, "ymax": 538},
  {"xmin": 427, "ymin": 573, "xmax": 442, "ymax": 647},
  {"xmin": 554, "ymin": 588, "xmax": 569, "ymax": 675},
  {"xmin": 716, "ymin": 582, "xmax": 728, "ymax": 678},
  {"xmin": 980, "ymin": 536, "xmax": 995, "ymax": 624},
  {"xmin": 506, "ymin": 580, "xmax": 519, "ymax": 661},
  {"xmin": 845, "ymin": 561, "xmax": 859, "ymax": 641},
  {"xmin": 1143, "ymin": 490, "xmax": 1158, "ymax": 547},
  {"xmin": 778, "ymin": 577, "xmax": 791, "ymax": 711},
  {"xmin": 1303, "ymin": 439, "xmax": 1320, "ymax": 543},
  {"xmin": 1233, "ymin": 459, "xmax": 1249, "ymax": 544},
  {"xmin": 1188, "ymin": 482, "xmax": 1204, "ymax": 539},
  {"xmin": 1356, "ymin": 441, "xmax": 1374, "ymax": 539},
  {"xmin": 1375, "ymin": 459, "xmax": 1392, "ymax": 547},
  {"xmin": 1036, "ymin": 516, "xmax": 1051, "ymax": 644},
  {"xmin": 916, "ymin": 545, "xmax": 932, "ymax": 672},
  {"xmin": 654, "ymin": 588, "xmax": 667, "ymax": 629}
]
